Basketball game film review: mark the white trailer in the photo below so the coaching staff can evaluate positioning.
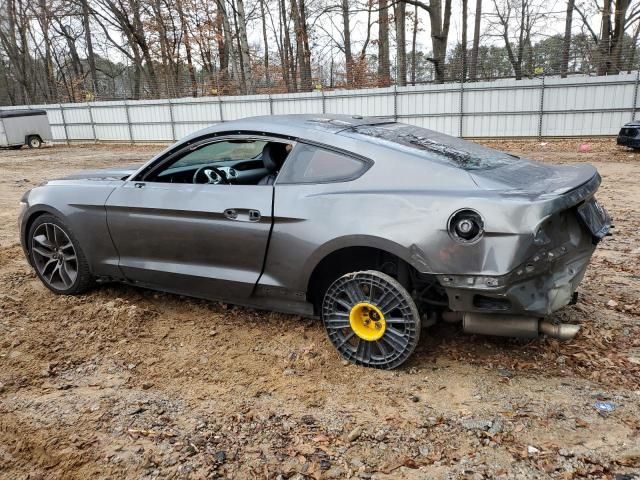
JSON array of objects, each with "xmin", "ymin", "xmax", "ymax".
[{"xmin": 0, "ymin": 109, "xmax": 52, "ymax": 149}]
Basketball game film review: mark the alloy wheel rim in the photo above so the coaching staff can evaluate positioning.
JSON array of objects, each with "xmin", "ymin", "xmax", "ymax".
[
  {"xmin": 31, "ymin": 223, "xmax": 78, "ymax": 290},
  {"xmin": 323, "ymin": 272, "xmax": 419, "ymax": 368}
]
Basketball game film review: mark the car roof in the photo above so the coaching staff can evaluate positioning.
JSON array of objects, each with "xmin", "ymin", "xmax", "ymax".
[{"xmin": 194, "ymin": 114, "xmax": 393, "ymax": 138}]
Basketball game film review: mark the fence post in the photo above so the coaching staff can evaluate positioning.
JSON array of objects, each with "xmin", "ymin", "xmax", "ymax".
[
  {"xmin": 268, "ymin": 94, "xmax": 274, "ymax": 115},
  {"xmin": 321, "ymin": 89, "xmax": 326, "ymax": 114},
  {"xmin": 459, "ymin": 79, "xmax": 464, "ymax": 138},
  {"xmin": 60, "ymin": 104, "xmax": 70, "ymax": 145},
  {"xmin": 168, "ymin": 99, "xmax": 177, "ymax": 141},
  {"xmin": 393, "ymin": 85, "xmax": 398, "ymax": 121},
  {"xmin": 217, "ymin": 96, "xmax": 224, "ymax": 122},
  {"xmin": 87, "ymin": 102, "xmax": 97, "ymax": 143},
  {"xmin": 537, "ymin": 74, "xmax": 546, "ymax": 139},
  {"xmin": 632, "ymin": 70, "xmax": 639, "ymax": 122},
  {"xmin": 124, "ymin": 100, "xmax": 134, "ymax": 144}
]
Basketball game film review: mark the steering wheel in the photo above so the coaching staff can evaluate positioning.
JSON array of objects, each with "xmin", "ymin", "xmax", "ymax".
[{"xmin": 193, "ymin": 165, "xmax": 229, "ymax": 185}]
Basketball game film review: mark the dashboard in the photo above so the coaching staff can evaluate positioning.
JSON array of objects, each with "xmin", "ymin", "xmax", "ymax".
[{"xmin": 154, "ymin": 159, "xmax": 268, "ymax": 185}]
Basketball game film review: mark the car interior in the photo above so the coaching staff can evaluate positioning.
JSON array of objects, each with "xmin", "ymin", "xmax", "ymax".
[{"xmin": 146, "ymin": 139, "xmax": 292, "ymax": 185}]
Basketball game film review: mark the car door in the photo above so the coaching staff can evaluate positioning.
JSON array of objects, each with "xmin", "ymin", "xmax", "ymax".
[{"xmin": 104, "ymin": 136, "xmax": 274, "ymax": 301}]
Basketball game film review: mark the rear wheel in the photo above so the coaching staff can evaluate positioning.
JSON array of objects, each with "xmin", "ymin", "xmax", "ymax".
[
  {"xmin": 27, "ymin": 136, "xmax": 42, "ymax": 149},
  {"xmin": 28, "ymin": 214, "xmax": 93, "ymax": 294},
  {"xmin": 322, "ymin": 270, "xmax": 421, "ymax": 369}
]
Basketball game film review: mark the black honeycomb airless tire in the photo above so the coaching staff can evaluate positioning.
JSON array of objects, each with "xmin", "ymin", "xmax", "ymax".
[
  {"xmin": 28, "ymin": 214, "xmax": 93, "ymax": 295},
  {"xmin": 322, "ymin": 270, "xmax": 421, "ymax": 369}
]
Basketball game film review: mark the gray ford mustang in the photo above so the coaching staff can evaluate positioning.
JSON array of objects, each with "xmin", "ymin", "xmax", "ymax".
[{"xmin": 19, "ymin": 114, "xmax": 611, "ymax": 369}]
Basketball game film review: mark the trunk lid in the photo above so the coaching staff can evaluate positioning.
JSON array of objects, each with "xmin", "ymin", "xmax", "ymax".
[{"xmin": 468, "ymin": 159, "xmax": 598, "ymax": 198}]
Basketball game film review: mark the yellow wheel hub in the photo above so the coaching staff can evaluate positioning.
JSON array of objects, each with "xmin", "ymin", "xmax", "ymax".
[{"xmin": 349, "ymin": 302, "xmax": 386, "ymax": 341}]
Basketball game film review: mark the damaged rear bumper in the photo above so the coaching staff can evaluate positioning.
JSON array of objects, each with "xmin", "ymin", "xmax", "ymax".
[
  {"xmin": 440, "ymin": 186, "xmax": 610, "ymax": 317},
  {"xmin": 441, "ymin": 246, "xmax": 593, "ymax": 316}
]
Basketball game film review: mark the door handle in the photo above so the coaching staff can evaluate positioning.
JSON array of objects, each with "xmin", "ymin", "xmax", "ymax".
[
  {"xmin": 134, "ymin": 182, "xmax": 145, "ymax": 189},
  {"xmin": 224, "ymin": 208, "xmax": 238, "ymax": 220},
  {"xmin": 223, "ymin": 208, "xmax": 261, "ymax": 222},
  {"xmin": 248, "ymin": 210, "xmax": 261, "ymax": 222}
]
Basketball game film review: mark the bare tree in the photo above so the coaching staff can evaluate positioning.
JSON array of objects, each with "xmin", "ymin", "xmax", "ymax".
[
  {"xmin": 461, "ymin": 0, "xmax": 468, "ymax": 81},
  {"xmin": 378, "ymin": 0, "xmax": 391, "ymax": 86},
  {"xmin": 78, "ymin": 0, "xmax": 98, "ymax": 95},
  {"xmin": 404, "ymin": 0, "xmax": 452, "ymax": 83},
  {"xmin": 560, "ymin": 0, "xmax": 575, "ymax": 77},
  {"xmin": 574, "ymin": 0, "xmax": 638, "ymax": 74},
  {"xmin": 410, "ymin": 3, "xmax": 419, "ymax": 84},
  {"xmin": 487, "ymin": 0, "xmax": 549, "ymax": 80},
  {"xmin": 176, "ymin": 0, "xmax": 197, "ymax": 96},
  {"xmin": 291, "ymin": 0, "xmax": 312, "ymax": 91},
  {"xmin": 342, "ymin": 0, "xmax": 354, "ymax": 86},
  {"xmin": 395, "ymin": 0, "xmax": 407, "ymax": 86},
  {"xmin": 260, "ymin": 0, "xmax": 270, "ymax": 85},
  {"xmin": 469, "ymin": 0, "xmax": 482, "ymax": 80},
  {"xmin": 234, "ymin": 0, "xmax": 254, "ymax": 94}
]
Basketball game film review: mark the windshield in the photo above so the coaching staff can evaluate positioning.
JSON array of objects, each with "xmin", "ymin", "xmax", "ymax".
[{"xmin": 344, "ymin": 123, "xmax": 517, "ymax": 170}]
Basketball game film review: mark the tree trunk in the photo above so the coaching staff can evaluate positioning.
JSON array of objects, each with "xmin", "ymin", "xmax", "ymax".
[
  {"xmin": 299, "ymin": 0, "xmax": 313, "ymax": 90},
  {"xmin": 261, "ymin": 0, "xmax": 270, "ymax": 86},
  {"xmin": 560, "ymin": 0, "xmax": 574, "ymax": 78},
  {"xmin": 80, "ymin": 0, "xmax": 98, "ymax": 96},
  {"xmin": 377, "ymin": 0, "xmax": 390, "ymax": 86},
  {"xmin": 342, "ymin": 0, "xmax": 353, "ymax": 86},
  {"xmin": 37, "ymin": 0, "xmax": 55, "ymax": 101},
  {"xmin": 395, "ymin": 0, "xmax": 407, "ymax": 86},
  {"xmin": 608, "ymin": 0, "xmax": 630, "ymax": 74},
  {"xmin": 598, "ymin": 0, "xmax": 612, "ymax": 75},
  {"xmin": 428, "ymin": 0, "xmax": 452, "ymax": 83},
  {"xmin": 177, "ymin": 0, "xmax": 198, "ymax": 97},
  {"xmin": 235, "ymin": 0, "xmax": 254, "ymax": 94},
  {"xmin": 461, "ymin": 0, "xmax": 468, "ymax": 81},
  {"xmin": 411, "ymin": 3, "xmax": 418, "ymax": 85},
  {"xmin": 403, "ymin": 0, "xmax": 453, "ymax": 83},
  {"xmin": 279, "ymin": 0, "xmax": 296, "ymax": 91},
  {"xmin": 469, "ymin": 0, "xmax": 482, "ymax": 80},
  {"xmin": 216, "ymin": 0, "xmax": 235, "ymax": 93},
  {"xmin": 291, "ymin": 0, "xmax": 312, "ymax": 91}
]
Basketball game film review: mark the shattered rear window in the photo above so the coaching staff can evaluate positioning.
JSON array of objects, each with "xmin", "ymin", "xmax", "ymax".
[{"xmin": 346, "ymin": 123, "xmax": 517, "ymax": 170}]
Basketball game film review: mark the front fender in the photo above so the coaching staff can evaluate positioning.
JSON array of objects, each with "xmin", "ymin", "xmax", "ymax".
[{"xmin": 19, "ymin": 182, "xmax": 123, "ymax": 278}]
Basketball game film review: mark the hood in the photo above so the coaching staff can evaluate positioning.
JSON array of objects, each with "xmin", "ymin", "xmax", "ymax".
[
  {"xmin": 59, "ymin": 165, "xmax": 139, "ymax": 181},
  {"xmin": 468, "ymin": 159, "xmax": 598, "ymax": 197}
]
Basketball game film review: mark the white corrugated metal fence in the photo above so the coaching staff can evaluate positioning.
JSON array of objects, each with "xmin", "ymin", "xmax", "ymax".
[{"xmin": 3, "ymin": 72, "xmax": 639, "ymax": 142}]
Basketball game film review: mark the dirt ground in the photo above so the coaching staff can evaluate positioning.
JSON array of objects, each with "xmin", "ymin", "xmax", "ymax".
[{"xmin": 0, "ymin": 139, "xmax": 639, "ymax": 480}]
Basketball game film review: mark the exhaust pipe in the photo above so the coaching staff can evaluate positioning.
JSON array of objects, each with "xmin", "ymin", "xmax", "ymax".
[
  {"xmin": 538, "ymin": 321, "xmax": 580, "ymax": 341},
  {"xmin": 462, "ymin": 313, "xmax": 580, "ymax": 340}
]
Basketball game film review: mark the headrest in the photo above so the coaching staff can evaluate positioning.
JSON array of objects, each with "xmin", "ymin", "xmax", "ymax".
[{"xmin": 262, "ymin": 143, "xmax": 289, "ymax": 172}]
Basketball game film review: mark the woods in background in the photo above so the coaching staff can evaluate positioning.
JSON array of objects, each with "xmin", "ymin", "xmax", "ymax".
[{"xmin": 1, "ymin": 0, "xmax": 639, "ymax": 105}]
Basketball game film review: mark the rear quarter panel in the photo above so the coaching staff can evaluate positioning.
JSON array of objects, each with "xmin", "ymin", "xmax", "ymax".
[{"xmin": 261, "ymin": 143, "xmax": 544, "ymax": 296}]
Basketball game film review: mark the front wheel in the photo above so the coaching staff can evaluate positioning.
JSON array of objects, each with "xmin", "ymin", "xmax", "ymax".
[
  {"xmin": 322, "ymin": 270, "xmax": 421, "ymax": 369},
  {"xmin": 28, "ymin": 214, "xmax": 93, "ymax": 294}
]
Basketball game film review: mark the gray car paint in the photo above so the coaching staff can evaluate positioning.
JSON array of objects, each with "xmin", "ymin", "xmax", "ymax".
[{"xmin": 20, "ymin": 114, "xmax": 609, "ymax": 318}]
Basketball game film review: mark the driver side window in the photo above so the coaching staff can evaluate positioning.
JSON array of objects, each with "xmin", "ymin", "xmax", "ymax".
[
  {"xmin": 145, "ymin": 139, "xmax": 268, "ymax": 184},
  {"xmin": 172, "ymin": 141, "xmax": 266, "ymax": 169}
]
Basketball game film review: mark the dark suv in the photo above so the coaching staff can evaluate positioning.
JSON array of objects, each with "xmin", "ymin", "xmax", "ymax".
[{"xmin": 617, "ymin": 121, "xmax": 640, "ymax": 149}]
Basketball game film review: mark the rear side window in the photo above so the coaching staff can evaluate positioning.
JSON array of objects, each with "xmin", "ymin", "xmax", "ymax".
[{"xmin": 277, "ymin": 144, "xmax": 369, "ymax": 184}]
